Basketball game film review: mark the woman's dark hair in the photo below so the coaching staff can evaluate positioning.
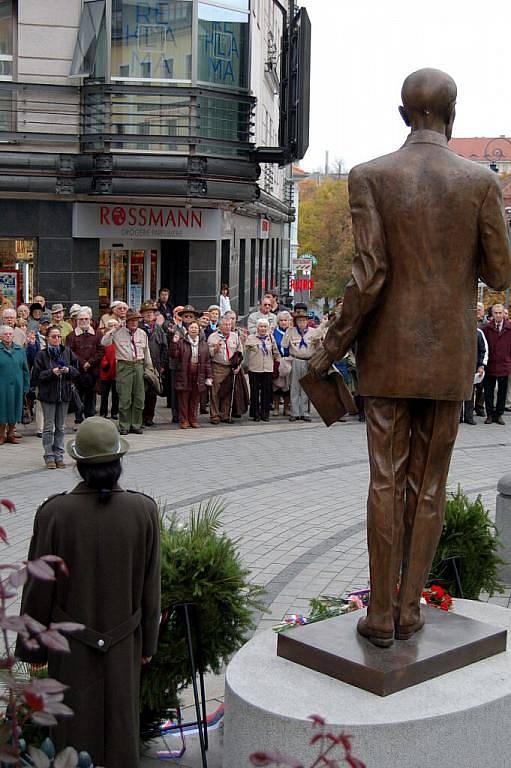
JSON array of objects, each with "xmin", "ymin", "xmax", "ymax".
[{"xmin": 76, "ymin": 459, "xmax": 122, "ymax": 503}]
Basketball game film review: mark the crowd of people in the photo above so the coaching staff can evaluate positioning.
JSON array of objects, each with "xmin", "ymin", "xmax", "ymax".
[{"xmin": 1, "ymin": 289, "xmax": 510, "ymax": 468}]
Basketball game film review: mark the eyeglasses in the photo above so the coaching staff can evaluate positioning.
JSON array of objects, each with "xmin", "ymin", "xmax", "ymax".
[{"xmin": 262, "ymin": 303, "xmax": 271, "ymax": 308}]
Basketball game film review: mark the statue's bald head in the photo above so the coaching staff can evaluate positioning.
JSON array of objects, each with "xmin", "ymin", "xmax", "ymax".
[{"xmin": 399, "ymin": 68, "xmax": 457, "ymax": 139}]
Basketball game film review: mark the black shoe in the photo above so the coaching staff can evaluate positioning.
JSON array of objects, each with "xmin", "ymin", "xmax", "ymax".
[
  {"xmin": 475, "ymin": 408, "xmax": 486, "ymax": 417},
  {"xmin": 288, "ymin": 416, "xmax": 298, "ymax": 422},
  {"xmin": 111, "ymin": 413, "xmax": 118, "ymax": 420},
  {"xmin": 261, "ymin": 415, "xmax": 269, "ymax": 422},
  {"xmin": 130, "ymin": 427, "xmax": 143, "ymax": 434},
  {"xmin": 200, "ymin": 407, "xmax": 208, "ymax": 415},
  {"xmin": 254, "ymin": 416, "xmax": 260, "ymax": 422},
  {"xmin": 505, "ymin": 407, "xmax": 511, "ymax": 413},
  {"xmin": 358, "ymin": 414, "xmax": 366, "ymax": 423},
  {"xmin": 300, "ymin": 415, "xmax": 312, "ymax": 423},
  {"xmin": 119, "ymin": 428, "xmax": 129, "ymax": 435},
  {"xmin": 143, "ymin": 420, "xmax": 155, "ymax": 427}
]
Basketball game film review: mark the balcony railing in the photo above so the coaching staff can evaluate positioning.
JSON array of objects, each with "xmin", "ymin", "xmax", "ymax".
[{"xmin": 0, "ymin": 81, "xmax": 256, "ymax": 157}]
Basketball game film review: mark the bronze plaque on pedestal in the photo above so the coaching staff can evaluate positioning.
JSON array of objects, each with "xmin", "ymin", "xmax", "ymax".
[{"xmin": 277, "ymin": 607, "xmax": 507, "ymax": 696}]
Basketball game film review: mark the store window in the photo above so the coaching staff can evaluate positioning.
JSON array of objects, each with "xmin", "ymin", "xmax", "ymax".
[
  {"xmin": 198, "ymin": 2, "xmax": 249, "ymax": 89},
  {"xmin": 0, "ymin": 239, "xmax": 36, "ymax": 305},
  {"xmin": 111, "ymin": 0, "xmax": 193, "ymax": 81},
  {"xmin": 99, "ymin": 246, "xmax": 158, "ymax": 312},
  {"xmin": 0, "ymin": 0, "xmax": 13, "ymax": 81}
]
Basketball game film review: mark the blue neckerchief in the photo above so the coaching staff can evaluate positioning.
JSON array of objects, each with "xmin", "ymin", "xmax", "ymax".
[
  {"xmin": 257, "ymin": 335, "xmax": 270, "ymax": 355},
  {"xmin": 273, "ymin": 327, "xmax": 289, "ymax": 357},
  {"xmin": 297, "ymin": 328, "xmax": 308, "ymax": 349},
  {"xmin": 210, "ymin": 322, "xmax": 218, "ymax": 332}
]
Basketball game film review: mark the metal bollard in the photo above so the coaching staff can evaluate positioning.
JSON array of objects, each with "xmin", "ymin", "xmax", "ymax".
[{"xmin": 496, "ymin": 473, "xmax": 511, "ymax": 583}]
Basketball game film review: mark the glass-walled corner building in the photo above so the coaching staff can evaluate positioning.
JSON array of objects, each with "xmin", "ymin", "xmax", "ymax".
[{"xmin": 0, "ymin": 0, "xmax": 298, "ymax": 315}]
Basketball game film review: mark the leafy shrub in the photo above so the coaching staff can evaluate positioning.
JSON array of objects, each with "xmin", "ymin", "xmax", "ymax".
[
  {"xmin": 429, "ymin": 486, "xmax": 505, "ymax": 599},
  {"xmin": 140, "ymin": 498, "xmax": 263, "ymax": 727}
]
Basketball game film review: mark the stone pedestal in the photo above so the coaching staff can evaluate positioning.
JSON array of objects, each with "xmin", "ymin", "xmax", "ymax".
[
  {"xmin": 223, "ymin": 601, "xmax": 511, "ymax": 768},
  {"xmin": 496, "ymin": 473, "xmax": 511, "ymax": 582}
]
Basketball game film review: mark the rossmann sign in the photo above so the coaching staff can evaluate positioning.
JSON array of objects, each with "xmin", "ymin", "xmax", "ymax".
[{"xmin": 73, "ymin": 203, "xmax": 222, "ymax": 240}]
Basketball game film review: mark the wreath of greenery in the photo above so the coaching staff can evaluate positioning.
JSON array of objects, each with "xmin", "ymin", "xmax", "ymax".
[
  {"xmin": 429, "ymin": 486, "xmax": 505, "ymax": 600},
  {"xmin": 140, "ymin": 498, "xmax": 263, "ymax": 730}
]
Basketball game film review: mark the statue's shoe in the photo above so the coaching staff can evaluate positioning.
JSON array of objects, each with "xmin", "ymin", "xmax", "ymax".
[
  {"xmin": 357, "ymin": 616, "xmax": 394, "ymax": 648},
  {"xmin": 395, "ymin": 614, "xmax": 425, "ymax": 641}
]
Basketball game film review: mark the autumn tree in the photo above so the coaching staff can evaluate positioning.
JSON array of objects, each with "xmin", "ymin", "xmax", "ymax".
[{"xmin": 298, "ymin": 177, "xmax": 355, "ymax": 300}]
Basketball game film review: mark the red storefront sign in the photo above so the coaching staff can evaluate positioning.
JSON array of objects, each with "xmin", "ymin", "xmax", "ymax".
[{"xmin": 290, "ymin": 278, "xmax": 314, "ymax": 291}]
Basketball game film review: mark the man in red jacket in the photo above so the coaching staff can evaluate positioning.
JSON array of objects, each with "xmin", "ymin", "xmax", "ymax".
[{"xmin": 482, "ymin": 303, "xmax": 511, "ymax": 425}]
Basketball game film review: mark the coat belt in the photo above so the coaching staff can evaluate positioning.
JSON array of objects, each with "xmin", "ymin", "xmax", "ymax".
[{"xmin": 53, "ymin": 606, "xmax": 142, "ymax": 654}]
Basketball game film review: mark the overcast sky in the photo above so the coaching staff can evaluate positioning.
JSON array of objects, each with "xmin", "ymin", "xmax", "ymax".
[{"xmin": 302, "ymin": 0, "xmax": 511, "ymax": 172}]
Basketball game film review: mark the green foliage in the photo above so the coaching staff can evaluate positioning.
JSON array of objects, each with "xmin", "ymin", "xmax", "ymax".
[
  {"xmin": 429, "ymin": 486, "xmax": 506, "ymax": 600},
  {"xmin": 298, "ymin": 178, "xmax": 355, "ymax": 299},
  {"xmin": 140, "ymin": 498, "xmax": 263, "ymax": 721}
]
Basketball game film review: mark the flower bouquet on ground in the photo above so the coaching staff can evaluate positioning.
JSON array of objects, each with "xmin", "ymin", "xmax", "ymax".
[
  {"xmin": 273, "ymin": 589, "xmax": 369, "ymax": 634},
  {"xmin": 421, "ymin": 584, "xmax": 453, "ymax": 611}
]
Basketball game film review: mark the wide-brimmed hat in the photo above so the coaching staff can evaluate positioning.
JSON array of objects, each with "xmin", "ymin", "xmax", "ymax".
[
  {"xmin": 50, "ymin": 303, "xmax": 64, "ymax": 314},
  {"xmin": 294, "ymin": 309, "xmax": 309, "ymax": 320},
  {"xmin": 67, "ymin": 416, "xmax": 129, "ymax": 464},
  {"xmin": 140, "ymin": 300, "xmax": 158, "ymax": 312},
  {"xmin": 29, "ymin": 303, "xmax": 44, "ymax": 315},
  {"xmin": 69, "ymin": 303, "xmax": 82, "ymax": 318},
  {"xmin": 177, "ymin": 304, "xmax": 201, "ymax": 319},
  {"xmin": 126, "ymin": 309, "xmax": 142, "ymax": 322}
]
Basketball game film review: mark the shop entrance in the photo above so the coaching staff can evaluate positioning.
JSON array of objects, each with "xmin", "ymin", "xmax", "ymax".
[
  {"xmin": 160, "ymin": 240, "xmax": 189, "ymax": 307},
  {"xmin": 99, "ymin": 240, "xmax": 159, "ymax": 313}
]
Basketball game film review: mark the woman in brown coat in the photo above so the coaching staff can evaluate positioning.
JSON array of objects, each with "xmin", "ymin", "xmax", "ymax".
[
  {"xmin": 170, "ymin": 320, "xmax": 212, "ymax": 428},
  {"xmin": 17, "ymin": 417, "xmax": 161, "ymax": 768},
  {"xmin": 65, "ymin": 308, "xmax": 103, "ymax": 419}
]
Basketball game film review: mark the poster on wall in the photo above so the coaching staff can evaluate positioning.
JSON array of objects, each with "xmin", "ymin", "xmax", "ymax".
[
  {"xmin": 0, "ymin": 271, "xmax": 19, "ymax": 306},
  {"xmin": 129, "ymin": 284, "xmax": 143, "ymax": 310}
]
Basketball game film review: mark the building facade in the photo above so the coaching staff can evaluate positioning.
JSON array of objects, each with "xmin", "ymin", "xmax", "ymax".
[
  {"xmin": 0, "ymin": 0, "xmax": 302, "ymax": 315},
  {"xmin": 449, "ymin": 137, "xmax": 511, "ymax": 175}
]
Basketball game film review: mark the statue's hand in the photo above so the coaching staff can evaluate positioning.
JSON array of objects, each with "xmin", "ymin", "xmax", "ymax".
[{"xmin": 309, "ymin": 348, "xmax": 332, "ymax": 378}]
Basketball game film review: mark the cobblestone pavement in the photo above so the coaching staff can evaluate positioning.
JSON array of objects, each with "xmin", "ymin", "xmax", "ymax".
[{"xmin": 2, "ymin": 403, "xmax": 511, "ymax": 766}]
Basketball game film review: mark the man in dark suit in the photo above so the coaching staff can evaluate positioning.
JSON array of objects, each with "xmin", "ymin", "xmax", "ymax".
[{"xmin": 311, "ymin": 68, "xmax": 511, "ymax": 647}]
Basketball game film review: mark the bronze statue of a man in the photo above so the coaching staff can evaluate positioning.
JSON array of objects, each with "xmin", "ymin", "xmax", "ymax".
[{"xmin": 310, "ymin": 68, "xmax": 511, "ymax": 648}]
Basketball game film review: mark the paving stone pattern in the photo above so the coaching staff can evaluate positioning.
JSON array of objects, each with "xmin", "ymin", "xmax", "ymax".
[{"xmin": 2, "ymin": 408, "xmax": 511, "ymax": 767}]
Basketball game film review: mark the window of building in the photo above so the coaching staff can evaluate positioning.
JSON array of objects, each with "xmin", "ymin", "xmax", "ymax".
[
  {"xmin": 198, "ymin": 2, "xmax": 249, "ymax": 89},
  {"xmin": 0, "ymin": 0, "xmax": 13, "ymax": 81},
  {"xmin": 111, "ymin": 0, "xmax": 193, "ymax": 82},
  {"xmin": 0, "ymin": 239, "xmax": 37, "ymax": 304},
  {"xmin": 70, "ymin": 0, "xmax": 106, "ymax": 79}
]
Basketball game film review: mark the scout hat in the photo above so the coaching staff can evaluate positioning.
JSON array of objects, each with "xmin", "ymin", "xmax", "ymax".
[
  {"xmin": 67, "ymin": 416, "xmax": 129, "ymax": 464},
  {"xmin": 140, "ymin": 300, "xmax": 158, "ymax": 312},
  {"xmin": 126, "ymin": 308, "xmax": 142, "ymax": 321},
  {"xmin": 177, "ymin": 304, "xmax": 201, "ymax": 319},
  {"xmin": 294, "ymin": 308, "xmax": 309, "ymax": 320},
  {"xmin": 50, "ymin": 303, "xmax": 64, "ymax": 314}
]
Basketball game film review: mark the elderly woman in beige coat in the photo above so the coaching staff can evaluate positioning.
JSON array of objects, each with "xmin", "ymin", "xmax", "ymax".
[{"xmin": 245, "ymin": 318, "xmax": 280, "ymax": 422}]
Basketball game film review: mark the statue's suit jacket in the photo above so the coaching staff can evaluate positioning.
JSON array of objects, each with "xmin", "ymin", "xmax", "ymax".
[{"xmin": 324, "ymin": 129, "xmax": 511, "ymax": 401}]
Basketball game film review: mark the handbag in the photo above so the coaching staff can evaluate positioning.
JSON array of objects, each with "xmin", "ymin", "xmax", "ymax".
[
  {"xmin": 22, "ymin": 395, "xmax": 33, "ymax": 425},
  {"xmin": 144, "ymin": 367, "xmax": 164, "ymax": 396}
]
